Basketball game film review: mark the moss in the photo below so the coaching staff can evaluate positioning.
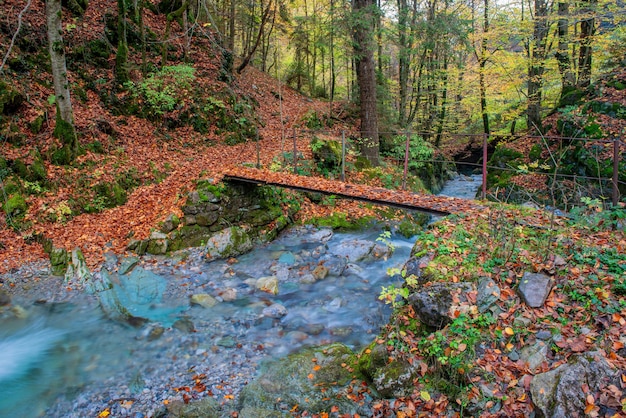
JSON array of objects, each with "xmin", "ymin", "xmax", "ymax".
[
  {"xmin": 12, "ymin": 159, "xmax": 29, "ymax": 178},
  {"xmin": 4, "ymin": 194, "xmax": 27, "ymax": 218},
  {"xmin": 49, "ymin": 247, "xmax": 69, "ymax": 276},
  {"xmin": 310, "ymin": 211, "xmax": 374, "ymax": 231},
  {"xmin": 27, "ymin": 155, "xmax": 47, "ymax": 183},
  {"xmin": 0, "ymin": 80, "xmax": 24, "ymax": 115},
  {"xmin": 29, "ymin": 115, "xmax": 45, "ymax": 134}
]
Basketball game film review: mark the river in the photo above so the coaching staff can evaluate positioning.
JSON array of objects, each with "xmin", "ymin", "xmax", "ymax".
[{"xmin": 0, "ymin": 173, "xmax": 482, "ymax": 417}]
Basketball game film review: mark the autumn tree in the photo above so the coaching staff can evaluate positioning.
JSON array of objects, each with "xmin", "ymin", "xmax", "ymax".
[
  {"xmin": 46, "ymin": 0, "xmax": 78, "ymax": 164},
  {"xmin": 352, "ymin": 0, "xmax": 380, "ymax": 165}
]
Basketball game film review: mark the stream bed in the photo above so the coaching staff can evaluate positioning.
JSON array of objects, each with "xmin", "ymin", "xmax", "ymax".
[
  {"xmin": 1, "ymin": 226, "xmax": 417, "ymax": 417},
  {"xmin": 0, "ymin": 173, "xmax": 482, "ymax": 417}
]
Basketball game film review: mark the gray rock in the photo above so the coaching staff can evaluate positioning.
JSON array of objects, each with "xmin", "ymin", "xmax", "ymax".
[
  {"xmin": 531, "ymin": 352, "xmax": 618, "ymax": 418},
  {"xmin": 359, "ymin": 343, "xmax": 423, "ymax": 398},
  {"xmin": 518, "ymin": 272, "xmax": 553, "ymax": 308},
  {"xmin": 330, "ymin": 239, "xmax": 377, "ymax": 262},
  {"xmin": 477, "ymin": 277, "xmax": 501, "ymax": 313},
  {"xmin": 172, "ymin": 317, "xmax": 195, "ymax": 333},
  {"xmin": 304, "ymin": 228, "xmax": 333, "ymax": 243},
  {"xmin": 319, "ymin": 255, "xmax": 347, "ymax": 276},
  {"xmin": 513, "ymin": 316, "xmax": 532, "ymax": 328},
  {"xmin": 160, "ymin": 214, "xmax": 180, "ymax": 233},
  {"xmin": 408, "ymin": 282, "xmax": 474, "ymax": 328},
  {"xmin": 262, "ymin": 303, "xmax": 287, "ymax": 318},
  {"xmin": 520, "ymin": 341, "xmax": 549, "ymax": 372},
  {"xmin": 535, "ymin": 330, "xmax": 552, "ymax": 341}
]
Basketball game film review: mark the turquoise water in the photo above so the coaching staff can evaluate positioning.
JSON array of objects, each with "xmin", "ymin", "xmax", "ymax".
[{"xmin": 0, "ymin": 226, "xmax": 416, "ymax": 417}]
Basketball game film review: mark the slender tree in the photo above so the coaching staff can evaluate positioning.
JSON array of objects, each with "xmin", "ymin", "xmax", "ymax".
[
  {"xmin": 527, "ymin": 0, "xmax": 549, "ymax": 133},
  {"xmin": 46, "ymin": 0, "xmax": 78, "ymax": 163}
]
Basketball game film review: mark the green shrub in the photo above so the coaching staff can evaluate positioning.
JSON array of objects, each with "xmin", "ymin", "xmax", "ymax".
[{"xmin": 124, "ymin": 65, "xmax": 195, "ymax": 119}]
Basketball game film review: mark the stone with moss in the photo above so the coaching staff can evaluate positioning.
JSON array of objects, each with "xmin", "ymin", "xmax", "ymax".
[
  {"xmin": 4, "ymin": 194, "xmax": 27, "ymax": 218},
  {"xmin": 237, "ymin": 344, "xmax": 371, "ymax": 416},
  {"xmin": 50, "ymin": 247, "xmax": 69, "ymax": 276},
  {"xmin": 358, "ymin": 341, "xmax": 423, "ymax": 398},
  {"xmin": 205, "ymin": 226, "xmax": 253, "ymax": 260}
]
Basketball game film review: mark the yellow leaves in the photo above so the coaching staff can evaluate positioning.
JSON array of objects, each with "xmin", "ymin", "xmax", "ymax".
[
  {"xmin": 420, "ymin": 390, "xmax": 431, "ymax": 401},
  {"xmin": 97, "ymin": 408, "xmax": 111, "ymax": 418},
  {"xmin": 504, "ymin": 327, "xmax": 515, "ymax": 336},
  {"xmin": 313, "ymin": 364, "xmax": 321, "ymax": 371}
]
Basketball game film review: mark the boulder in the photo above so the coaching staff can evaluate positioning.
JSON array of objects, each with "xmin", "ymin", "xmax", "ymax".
[
  {"xmin": 358, "ymin": 341, "xmax": 423, "ymax": 398},
  {"xmin": 330, "ymin": 239, "xmax": 379, "ymax": 262},
  {"xmin": 408, "ymin": 282, "xmax": 474, "ymax": 328},
  {"xmin": 86, "ymin": 268, "xmax": 185, "ymax": 327},
  {"xmin": 205, "ymin": 226, "xmax": 254, "ymax": 260},
  {"xmin": 531, "ymin": 352, "xmax": 618, "ymax": 418},
  {"xmin": 237, "ymin": 344, "xmax": 372, "ymax": 416},
  {"xmin": 518, "ymin": 272, "xmax": 553, "ymax": 308}
]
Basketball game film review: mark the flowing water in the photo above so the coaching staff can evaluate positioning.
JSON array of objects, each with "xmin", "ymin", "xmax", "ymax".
[
  {"xmin": 0, "ymin": 227, "xmax": 417, "ymax": 417},
  {"xmin": 0, "ymin": 175, "xmax": 482, "ymax": 417}
]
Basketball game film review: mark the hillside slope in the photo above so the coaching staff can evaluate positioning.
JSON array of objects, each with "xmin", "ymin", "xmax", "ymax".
[{"xmin": 0, "ymin": 0, "xmax": 344, "ymax": 272}]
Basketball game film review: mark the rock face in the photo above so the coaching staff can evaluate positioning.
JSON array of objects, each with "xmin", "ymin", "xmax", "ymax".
[
  {"xmin": 237, "ymin": 344, "xmax": 371, "ymax": 417},
  {"xmin": 518, "ymin": 272, "xmax": 553, "ymax": 308},
  {"xmin": 128, "ymin": 180, "xmax": 296, "ymax": 257},
  {"xmin": 530, "ymin": 352, "xmax": 618, "ymax": 418},
  {"xmin": 408, "ymin": 282, "xmax": 474, "ymax": 328}
]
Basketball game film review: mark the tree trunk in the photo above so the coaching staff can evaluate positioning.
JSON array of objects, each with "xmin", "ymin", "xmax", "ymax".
[
  {"xmin": 556, "ymin": 1, "xmax": 575, "ymax": 97},
  {"xmin": 577, "ymin": 0, "xmax": 596, "ymax": 88},
  {"xmin": 352, "ymin": 0, "xmax": 379, "ymax": 165},
  {"xmin": 527, "ymin": 0, "xmax": 549, "ymax": 133},
  {"xmin": 46, "ymin": 0, "xmax": 77, "ymax": 163},
  {"xmin": 115, "ymin": 0, "xmax": 129, "ymax": 84},
  {"xmin": 236, "ymin": 0, "xmax": 273, "ymax": 73},
  {"xmin": 479, "ymin": 0, "xmax": 490, "ymax": 135},
  {"xmin": 397, "ymin": 0, "xmax": 409, "ymax": 127}
]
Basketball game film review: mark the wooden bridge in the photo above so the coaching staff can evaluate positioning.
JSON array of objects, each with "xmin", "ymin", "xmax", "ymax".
[{"xmin": 223, "ymin": 166, "xmax": 484, "ymax": 216}]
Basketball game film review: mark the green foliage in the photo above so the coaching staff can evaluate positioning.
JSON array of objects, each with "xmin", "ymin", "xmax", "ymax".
[
  {"xmin": 379, "ymin": 264, "xmax": 418, "ymax": 308},
  {"xmin": 309, "ymin": 211, "xmax": 374, "ymax": 231},
  {"xmin": 418, "ymin": 313, "xmax": 494, "ymax": 401},
  {"xmin": 124, "ymin": 65, "xmax": 195, "ymax": 119},
  {"xmin": 387, "ymin": 134, "xmax": 434, "ymax": 172},
  {"xmin": 3, "ymin": 193, "xmax": 27, "ymax": 217},
  {"xmin": 303, "ymin": 110, "xmax": 323, "ymax": 129}
]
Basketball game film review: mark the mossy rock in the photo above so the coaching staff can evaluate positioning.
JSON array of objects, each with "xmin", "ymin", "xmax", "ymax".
[
  {"xmin": 29, "ymin": 114, "xmax": 45, "ymax": 134},
  {"xmin": 237, "ymin": 344, "xmax": 371, "ymax": 416},
  {"xmin": 311, "ymin": 136, "xmax": 342, "ymax": 173},
  {"xmin": 4, "ymin": 194, "xmax": 27, "ymax": 218},
  {"xmin": 50, "ymin": 247, "xmax": 69, "ymax": 276},
  {"xmin": 27, "ymin": 155, "xmax": 47, "ymax": 183},
  {"xmin": 0, "ymin": 80, "xmax": 24, "ymax": 115}
]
